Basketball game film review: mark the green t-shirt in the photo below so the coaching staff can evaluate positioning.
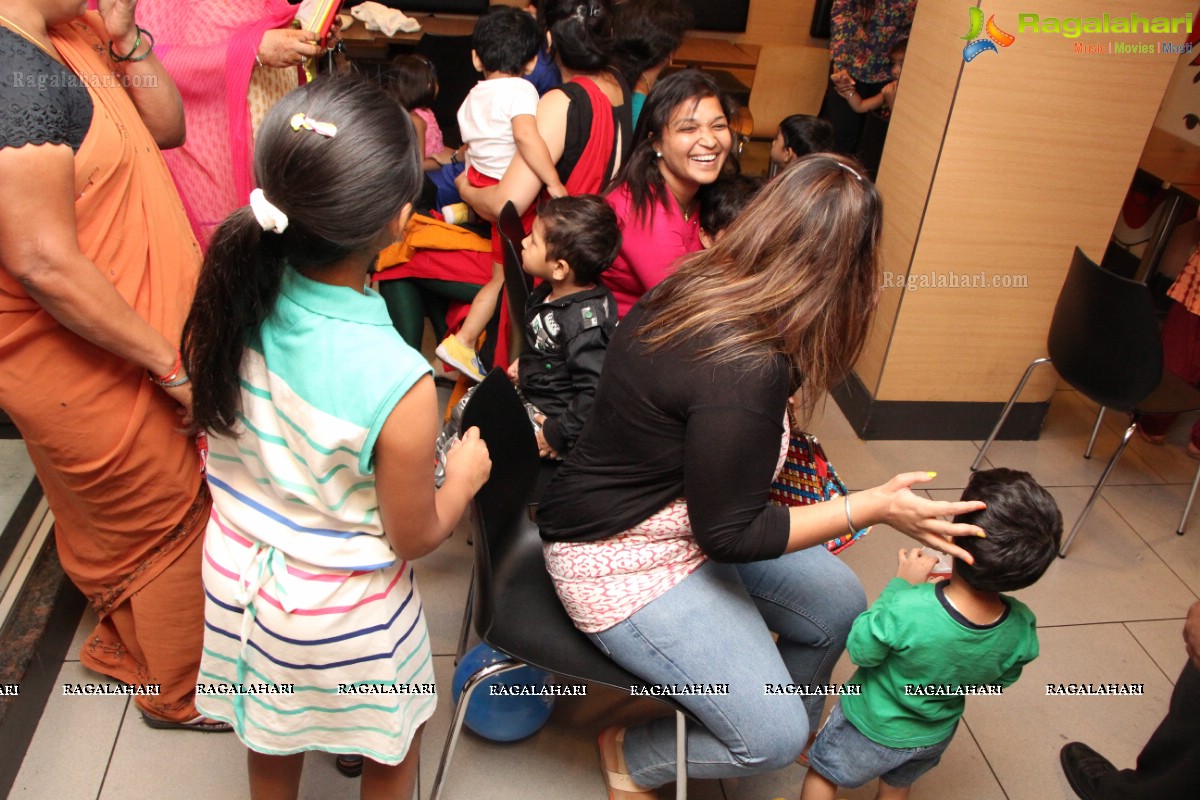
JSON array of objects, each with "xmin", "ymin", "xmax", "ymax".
[{"xmin": 840, "ymin": 578, "xmax": 1039, "ymax": 748}]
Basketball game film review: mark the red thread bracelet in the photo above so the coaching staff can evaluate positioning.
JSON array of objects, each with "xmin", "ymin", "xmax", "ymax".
[{"xmin": 150, "ymin": 351, "xmax": 182, "ymax": 385}]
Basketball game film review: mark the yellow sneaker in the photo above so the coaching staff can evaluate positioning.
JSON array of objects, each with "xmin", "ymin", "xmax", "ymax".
[{"xmin": 435, "ymin": 336, "xmax": 486, "ymax": 382}]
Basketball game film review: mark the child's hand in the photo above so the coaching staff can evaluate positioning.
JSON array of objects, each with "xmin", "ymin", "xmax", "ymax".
[
  {"xmin": 507, "ymin": 358, "xmax": 520, "ymax": 384},
  {"xmin": 896, "ymin": 547, "xmax": 938, "ymax": 584},
  {"xmin": 831, "ymin": 68, "xmax": 855, "ymax": 94},
  {"xmin": 533, "ymin": 416, "xmax": 560, "ymax": 459},
  {"xmin": 445, "ymin": 426, "xmax": 491, "ymax": 494},
  {"xmin": 546, "ymin": 181, "xmax": 568, "ymax": 199},
  {"xmin": 433, "ymin": 148, "xmax": 455, "ymax": 166},
  {"xmin": 881, "ymin": 80, "xmax": 899, "ymax": 109}
]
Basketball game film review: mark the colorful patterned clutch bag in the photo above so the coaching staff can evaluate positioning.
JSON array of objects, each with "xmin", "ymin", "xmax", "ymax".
[{"xmin": 768, "ymin": 426, "xmax": 869, "ymax": 555}]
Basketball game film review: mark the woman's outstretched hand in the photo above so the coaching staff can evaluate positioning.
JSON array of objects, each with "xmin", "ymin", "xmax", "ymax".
[{"xmin": 857, "ymin": 472, "xmax": 987, "ymax": 563}]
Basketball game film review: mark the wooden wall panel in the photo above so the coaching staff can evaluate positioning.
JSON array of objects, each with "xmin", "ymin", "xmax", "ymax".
[
  {"xmin": 856, "ymin": 1, "xmax": 964, "ymax": 394},
  {"xmin": 873, "ymin": 0, "xmax": 1192, "ymax": 403}
]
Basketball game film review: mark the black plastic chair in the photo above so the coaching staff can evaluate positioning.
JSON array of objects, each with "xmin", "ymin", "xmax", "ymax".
[
  {"xmin": 496, "ymin": 201, "xmax": 532, "ymax": 360},
  {"xmin": 973, "ymin": 247, "xmax": 1200, "ymax": 555},
  {"xmin": 431, "ymin": 370, "xmax": 692, "ymax": 800}
]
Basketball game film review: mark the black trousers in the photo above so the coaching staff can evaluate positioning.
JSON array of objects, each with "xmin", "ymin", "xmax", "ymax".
[
  {"xmin": 818, "ymin": 78, "xmax": 888, "ymax": 155},
  {"xmin": 1099, "ymin": 661, "xmax": 1200, "ymax": 799}
]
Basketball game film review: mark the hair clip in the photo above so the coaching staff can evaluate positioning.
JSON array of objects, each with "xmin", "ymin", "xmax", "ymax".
[
  {"xmin": 834, "ymin": 160, "xmax": 866, "ymax": 182},
  {"xmin": 289, "ymin": 112, "xmax": 338, "ymax": 138}
]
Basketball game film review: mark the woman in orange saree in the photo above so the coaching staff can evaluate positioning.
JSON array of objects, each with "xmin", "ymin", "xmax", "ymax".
[{"xmin": 0, "ymin": 0, "xmax": 220, "ymax": 730}]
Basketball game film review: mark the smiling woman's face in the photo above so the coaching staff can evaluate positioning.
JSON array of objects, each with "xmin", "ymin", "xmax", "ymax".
[{"xmin": 654, "ymin": 94, "xmax": 732, "ymax": 194}]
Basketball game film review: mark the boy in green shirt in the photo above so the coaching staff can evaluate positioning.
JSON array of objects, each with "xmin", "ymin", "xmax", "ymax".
[{"xmin": 800, "ymin": 468, "xmax": 1062, "ymax": 800}]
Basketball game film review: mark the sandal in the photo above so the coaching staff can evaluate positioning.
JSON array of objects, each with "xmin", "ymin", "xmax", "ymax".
[
  {"xmin": 336, "ymin": 754, "xmax": 364, "ymax": 778},
  {"xmin": 141, "ymin": 711, "xmax": 232, "ymax": 732},
  {"xmin": 598, "ymin": 726, "xmax": 656, "ymax": 799}
]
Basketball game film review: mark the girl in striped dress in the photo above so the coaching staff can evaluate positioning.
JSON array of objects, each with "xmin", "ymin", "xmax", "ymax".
[{"xmin": 182, "ymin": 76, "xmax": 491, "ymax": 799}]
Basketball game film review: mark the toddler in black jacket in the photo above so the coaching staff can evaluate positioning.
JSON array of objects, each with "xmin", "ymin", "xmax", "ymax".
[{"xmin": 507, "ymin": 195, "xmax": 621, "ymax": 458}]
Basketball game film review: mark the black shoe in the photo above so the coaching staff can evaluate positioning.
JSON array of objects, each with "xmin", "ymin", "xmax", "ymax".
[
  {"xmin": 336, "ymin": 754, "xmax": 364, "ymax": 778},
  {"xmin": 1060, "ymin": 742, "xmax": 1117, "ymax": 799}
]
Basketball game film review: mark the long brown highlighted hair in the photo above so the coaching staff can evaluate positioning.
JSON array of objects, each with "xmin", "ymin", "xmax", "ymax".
[{"xmin": 638, "ymin": 154, "xmax": 882, "ymax": 418}]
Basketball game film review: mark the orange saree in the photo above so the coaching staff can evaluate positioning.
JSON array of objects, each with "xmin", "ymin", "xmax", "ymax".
[{"xmin": 0, "ymin": 14, "xmax": 208, "ymax": 721}]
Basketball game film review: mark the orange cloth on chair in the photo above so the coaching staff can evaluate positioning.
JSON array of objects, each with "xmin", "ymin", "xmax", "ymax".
[{"xmin": 375, "ymin": 213, "xmax": 491, "ymax": 273}]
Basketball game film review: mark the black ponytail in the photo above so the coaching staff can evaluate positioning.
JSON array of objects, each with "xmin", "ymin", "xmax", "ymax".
[{"xmin": 183, "ymin": 75, "xmax": 423, "ymax": 436}]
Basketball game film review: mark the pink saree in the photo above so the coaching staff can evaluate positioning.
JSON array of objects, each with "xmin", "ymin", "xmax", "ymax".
[{"xmin": 134, "ymin": 1, "xmax": 299, "ymax": 245}]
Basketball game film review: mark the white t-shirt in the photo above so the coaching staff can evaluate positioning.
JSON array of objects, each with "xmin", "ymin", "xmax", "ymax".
[{"xmin": 456, "ymin": 77, "xmax": 540, "ymax": 180}]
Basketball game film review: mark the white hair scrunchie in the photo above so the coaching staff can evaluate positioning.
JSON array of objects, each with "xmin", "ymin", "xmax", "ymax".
[{"xmin": 249, "ymin": 188, "xmax": 289, "ymax": 234}]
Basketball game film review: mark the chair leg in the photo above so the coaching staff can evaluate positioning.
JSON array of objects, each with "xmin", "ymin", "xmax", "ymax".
[
  {"xmin": 455, "ymin": 570, "xmax": 475, "ymax": 666},
  {"xmin": 1084, "ymin": 407, "xmax": 1106, "ymax": 459},
  {"xmin": 429, "ymin": 660, "xmax": 527, "ymax": 800},
  {"xmin": 1060, "ymin": 419, "xmax": 1137, "ymax": 557},
  {"xmin": 972, "ymin": 358, "xmax": 1051, "ymax": 471},
  {"xmin": 674, "ymin": 710, "xmax": 687, "ymax": 800},
  {"xmin": 1178, "ymin": 460, "xmax": 1200, "ymax": 536}
]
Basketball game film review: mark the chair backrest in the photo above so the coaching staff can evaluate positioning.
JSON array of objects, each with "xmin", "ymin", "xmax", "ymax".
[
  {"xmin": 497, "ymin": 201, "xmax": 532, "ymax": 360},
  {"xmin": 1047, "ymin": 247, "xmax": 1163, "ymax": 411},
  {"xmin": 459, "ymin": 371, "xmax": 688, "ymax": 700},
  {"xmin": 459, "ymin": 370, "xmax": 541, "ymax": 640}
]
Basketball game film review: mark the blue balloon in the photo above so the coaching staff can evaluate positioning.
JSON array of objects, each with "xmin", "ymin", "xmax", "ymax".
[{"xmin": 451, "ymin": 644, "xmax": 555, "ymax": 742}]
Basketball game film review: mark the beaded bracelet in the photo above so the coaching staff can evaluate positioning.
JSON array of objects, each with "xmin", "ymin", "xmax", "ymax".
[{"xmin": 108, "ymin": 26, "xmax": 155, "ymax": 63}]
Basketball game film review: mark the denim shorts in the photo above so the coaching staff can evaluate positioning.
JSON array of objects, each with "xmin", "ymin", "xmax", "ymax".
[{"xmin": 807, "ymin": 702, "xmax": 956, "ymax": 789}]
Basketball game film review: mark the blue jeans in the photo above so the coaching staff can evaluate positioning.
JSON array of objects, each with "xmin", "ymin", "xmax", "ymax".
[
  {"xmin": 588, "ymin": 546, "xmax": 866, "ymax": 788},
  {"xmin": 808, "ymin": 701, "xmax": 955, "ymax": 788}
]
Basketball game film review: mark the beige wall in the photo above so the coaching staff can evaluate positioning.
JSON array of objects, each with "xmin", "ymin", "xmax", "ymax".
[{"xmin": 858, "ymin": 0, "xmax": 1192, "ymax": 405}]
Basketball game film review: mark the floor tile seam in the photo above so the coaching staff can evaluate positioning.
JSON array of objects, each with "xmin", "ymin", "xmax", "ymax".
[
  {"xmin": 94, "ymin": 697, "xmax": 129, "ymax": 800},
  {"xmin": 1121, "ymin": 621, "xmax": 1182, "ymax": 687},
  {"xmin": 1101, "ymin": 491, "xmax": 1200, "ymax": 591},
  {"xmin": 957, "ymin": 715, "xmax": 1011, "ymax": 800},
  {"xmin": 1036, "ymin": 618, "xmax": 1188, "ymax": 630}
]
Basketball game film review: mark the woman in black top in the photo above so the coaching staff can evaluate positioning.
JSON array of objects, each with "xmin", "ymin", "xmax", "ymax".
[{"xmin": 537, "ymin": 155, "xmax": 988, "ymax": 796}]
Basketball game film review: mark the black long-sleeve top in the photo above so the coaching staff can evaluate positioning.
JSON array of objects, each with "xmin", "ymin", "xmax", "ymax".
[
  {"xmin": 537, "ymin": 301, "xmax": 793, "ymax": 563},
  {"xmin": 518, "ymin": 283, "xmax": 617, "ymax": 454}
]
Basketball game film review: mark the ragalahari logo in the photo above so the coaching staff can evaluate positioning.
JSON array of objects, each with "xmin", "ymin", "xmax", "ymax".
[{"xmin": 962, "ymin": 7, "xmax": 1016, "ymax": 62}]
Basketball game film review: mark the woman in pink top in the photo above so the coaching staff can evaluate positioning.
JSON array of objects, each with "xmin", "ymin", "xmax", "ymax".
[{"xmin": 604, "ymin": 70, "xmax": 734, "ymax": 317}]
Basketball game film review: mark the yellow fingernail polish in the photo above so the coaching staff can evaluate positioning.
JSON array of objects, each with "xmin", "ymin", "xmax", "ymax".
[{"xmin": 927, "ymin": 471, "xmax": 937, "ymax": 478}]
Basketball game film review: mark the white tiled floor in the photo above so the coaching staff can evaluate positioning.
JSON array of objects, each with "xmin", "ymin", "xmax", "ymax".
[{"xmin": 5, "ymin": 385, "xmax": 1199, "ymax": 799}]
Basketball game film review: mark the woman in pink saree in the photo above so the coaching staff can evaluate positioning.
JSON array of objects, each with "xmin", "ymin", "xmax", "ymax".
[{"xmin": 136, "ymin": 1, "xmax": 327, "ymax": 245}]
